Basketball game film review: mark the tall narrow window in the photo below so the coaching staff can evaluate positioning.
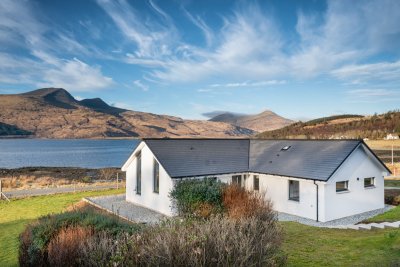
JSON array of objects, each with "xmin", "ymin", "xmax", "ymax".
[
  {"xmin": 232, "ymin": 175, "xmax": 242, "ymax": 186},
  {"xmin": 136, "ymin": 152, "xmax": 141, "ymax": 195},
  {"xmin": 253, "ymin": 175, "xmax": 259, "ymax": 191},
  {"xmin": 288, "ymin": 180, "xmax": 299, "ymax": 201},
  {"xmin": 153, "ymin": 158, "xmax": 159, "ymax": 193}
]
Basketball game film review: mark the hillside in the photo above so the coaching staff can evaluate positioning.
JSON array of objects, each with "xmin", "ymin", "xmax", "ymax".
[
  {"xmin": 0, "ymin": 88, "xmax": 254, "ymax": 139},
  {"xmin": 257, "ymin": 112, "xmax": 400, "ymax": 139},
  {"xmin": 209, "ymin": 110, "xmax": 293, "ymax": 132}
]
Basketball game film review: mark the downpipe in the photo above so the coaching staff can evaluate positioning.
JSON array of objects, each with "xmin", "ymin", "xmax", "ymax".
[{"xmin": 314, "ymin": 180, "xmax": 319, "ymax": 222}]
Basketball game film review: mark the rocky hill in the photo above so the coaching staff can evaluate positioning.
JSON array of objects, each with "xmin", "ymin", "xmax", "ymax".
[
  {"xmin": 0, "ymin": 88, "xmax": 255, "ymax": 139},
  {"xmin": 257, "ymin": 112, "xmax": 400, "ymax": 139},
  {"xmin": 209, "ymin": 110, "xmax": 293, "ymax": 132}
]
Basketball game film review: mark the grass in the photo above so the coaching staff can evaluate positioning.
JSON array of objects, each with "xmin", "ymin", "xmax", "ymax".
[
  {"xmin": 385, "ymin": 179, "xmax": 400, "ymax": 187},
  {"xmin": 0, "ymin": 188, "xmax": 124, "ymax": 267},
  {"xmin": 365, "ymin": 139, "xmax": 400, "ymax": 150},
  {"xmin": 282, "ymin": 221, "xmax": 400, "ymax": 266},
  {"xmin": 364, "ymin": 206, "xmax": 400, "ymax": 223}
]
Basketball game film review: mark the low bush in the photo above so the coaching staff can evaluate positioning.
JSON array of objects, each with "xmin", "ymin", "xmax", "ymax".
[
  {"xmin": 134, "ymin": 216, "xmax": 285, "ymax": 266},
  {"xmin": 19, "ymin": 206, "xmax": 141, "ymax": 266},
  {"xmin": 223, "ymin": 184, "xmax": 275, "ymax": 220},
  {"xmin": 170, "ymin": 178, "xmax": 224, "ymax": 217}
]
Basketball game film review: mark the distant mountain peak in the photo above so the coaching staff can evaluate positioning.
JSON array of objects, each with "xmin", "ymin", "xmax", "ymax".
[{"xmin": 209, "ymin": 110, "xmax": 293, "ymax": 132}]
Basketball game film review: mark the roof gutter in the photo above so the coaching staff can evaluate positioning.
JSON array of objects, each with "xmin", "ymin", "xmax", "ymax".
[{"xmin": 314, "ymin": 180, "xmax": 319, "ymax": 222}]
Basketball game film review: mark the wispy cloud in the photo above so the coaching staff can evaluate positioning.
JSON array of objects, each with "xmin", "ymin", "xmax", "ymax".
[
  {"xmin": 133, "ymin": 80, "xmax": 149, "ymax": 91},
  {"xmin": 0, "ymin": 0, "xmax": 114, "ymax": 91},
  {"xmin": 96, "ymin": 0, "xmax": 400, "ymax": 86},
  {"xmin": 211, "ymin": 80, "xmax": 286, "ymax": 88},
  {"xmin": 332, "ymin": 60, "xmax": 400, "ymax": 83},
  {"xmin": 346, "ymin": 89, "xmax": 400, "ymax": 103}
]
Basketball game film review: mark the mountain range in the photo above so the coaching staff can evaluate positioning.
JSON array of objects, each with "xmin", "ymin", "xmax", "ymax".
[{"xmin": 1, "ymin": 88, "xmax": 285, "ymax": 138}]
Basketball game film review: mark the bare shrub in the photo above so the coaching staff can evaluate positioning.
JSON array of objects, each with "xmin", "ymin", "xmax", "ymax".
[
  {"xmin": 47, "ymin": 226, "xmax": 94, "ymax": 266},
  {"xmin": 223, "ymin": 184, "xmax": 276, "ymax": 221},
  {"xmin": 135, "ymin": 215, "xmax": 285, "ymax": 266},
  {"xmin": 100, "ymin": 168, "xmax": 116, "ymax": 180}
]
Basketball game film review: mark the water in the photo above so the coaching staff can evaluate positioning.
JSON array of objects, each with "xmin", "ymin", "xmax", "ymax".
[{"xmin": 0, "ymin": 139, "xmax": 140, "ymax": 168}]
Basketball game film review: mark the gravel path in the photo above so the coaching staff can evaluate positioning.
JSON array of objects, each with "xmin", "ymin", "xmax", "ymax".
[
  {"xmin": 3, "ymin": 184, "xmax": 118, "ymax": 198},
  {"xmin": 278, "ymin": 205, "xmax": 394, "ymax": 227},
  {"xmin": 85, "ymin": 194, "xmax": 165, "ymax": 224}
]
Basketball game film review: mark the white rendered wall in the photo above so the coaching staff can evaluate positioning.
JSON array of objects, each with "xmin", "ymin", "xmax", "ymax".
[
  {"xmin": 217, "ymin": 173, "xmax": 319, "ymax": 220},
  {"xmin": 322, "ymin": 145, "xmax": 386, "ymax": 222},
  {"xmin": 125, "ymin": 144, "xmax": 175, "ymax": 216}
]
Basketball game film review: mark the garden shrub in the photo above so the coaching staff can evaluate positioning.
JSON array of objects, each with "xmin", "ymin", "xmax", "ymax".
[
  {"xmin": 223, "ymin": 184, "xmax": 276, "ymax": 221},
  {"xmin": 19, "ymin": 206, "xmax": 141, "ymax": 266},
  {"xmin": 134, "ymin": 215, "xmax": 285, "ymax": 266},
  {"xmin": 170, "ymin": 178, "xmax": 224, "ymax": 217}
]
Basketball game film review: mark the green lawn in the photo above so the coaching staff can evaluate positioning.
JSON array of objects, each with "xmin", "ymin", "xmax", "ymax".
[
  {"xmin": 282, "ymin": 222, "xmax": 400, "ymax": 266},
  {"xmin": 0, "ymin": 189, "xmax": 124, "ymax": 267},
  {"xmin": 2, "ymin": 190, "xmax": 400, "ymax": 267},
  {"xmin": 385, "ymin": 179, "xmax": 400, "ymax": 188},
  {"xmin": 364, "ymin": 206, "xmax": 400, "ymax": 223}
]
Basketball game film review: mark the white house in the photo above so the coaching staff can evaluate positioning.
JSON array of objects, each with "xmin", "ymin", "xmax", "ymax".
[{"xmin": 122, "ymin": 139, "xmax": 391, "ymax": 222}]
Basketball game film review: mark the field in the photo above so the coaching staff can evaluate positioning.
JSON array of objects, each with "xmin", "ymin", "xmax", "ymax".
[
  {"xmin": 1, "ymin": 190, "xmax": 400, "ymax": 266},
  {"xmin": 0, "ymin": 189, "xmax": 124, "ymax": 266}
]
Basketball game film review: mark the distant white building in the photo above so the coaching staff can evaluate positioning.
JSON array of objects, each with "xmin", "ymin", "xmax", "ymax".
[
  {"xmin": 385, "ymin": 134, "xmax": 399, "ymax": 140},
  {"xmin": 122, "ymin": 139, "xmax": 390, "ymax": 222}
]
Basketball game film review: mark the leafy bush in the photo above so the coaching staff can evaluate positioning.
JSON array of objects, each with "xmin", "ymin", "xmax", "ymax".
[
  {"xmin": 19, "ymin": 206, "xmax": 141, "ymax": 266},
  {"xmin": 170, "ymin": 178, "xmax": 224, "ymax": 217}
]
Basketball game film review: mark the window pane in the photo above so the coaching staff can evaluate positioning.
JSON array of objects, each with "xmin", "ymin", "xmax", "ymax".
[
  {"xmin": 136, "ymin": 152, "xmax": 141, "ymax": 195},
  {"xmin": 289, "ymin": 180, "xmax": 299, "ymax": 201},
  {"xmin": 154, "ymin": 159, "xmax": 159, "ymax": 193},
  {"xmin": 232, "ymin": 175, "xmax": 242, "ymax": 186},
  {"xmin": 364, "ymin": 177, "xmax": 374, "ymax": 188},
  {"xmin": 254, "ymin": 175, "xmax": 259, "ymax": 191},
  {"xmin": 336, "ymin": 181, "xmax": 348, "ymax": 192}
]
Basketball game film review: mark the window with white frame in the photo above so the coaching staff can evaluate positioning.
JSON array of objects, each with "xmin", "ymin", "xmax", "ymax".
[
  {"xmin": 364, "ymin": 177, "xmax": 375, "ymax": 188},
  {"xmin": 336, "ymin": 181, "xmax": 349, "ymax": 192},
  {"xmin": 288, "ymin": 180, "xmax": 299, "ymax": 201}
]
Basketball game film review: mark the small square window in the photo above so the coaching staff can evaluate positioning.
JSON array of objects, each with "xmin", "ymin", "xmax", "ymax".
[
  {"xmin": 364, "ymin": 177, "xmax": 375, "ymax": 188},
  {"xmin": 336, "ymin": 181, "xmax": 349, "ymax": 192}
]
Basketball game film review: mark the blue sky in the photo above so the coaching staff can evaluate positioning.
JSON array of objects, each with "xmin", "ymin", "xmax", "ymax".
[{"xmin": 0, "ymin": 0, "xmax": 399, "ymax": 120}]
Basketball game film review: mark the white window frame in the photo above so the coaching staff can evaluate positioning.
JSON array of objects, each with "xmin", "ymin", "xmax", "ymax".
[
  {"xmin": 364, "ymin": 177, "xmax": 375, "ymax": 188},
  {"xmin": 288, "ymin": 180, "xmax": 300, "ymax": 202},
  {"xmin": 336, "ymin": 180, "xmax": 349, "ymax": 193}
]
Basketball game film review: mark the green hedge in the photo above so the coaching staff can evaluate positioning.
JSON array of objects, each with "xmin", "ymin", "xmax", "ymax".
[{"xmin": 170, "ymin": 178, "xmax": 224, "ymax": 217}]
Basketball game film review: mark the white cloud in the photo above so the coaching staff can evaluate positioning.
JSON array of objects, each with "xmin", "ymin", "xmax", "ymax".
[
  {"xmin": 346, "ymin": 89, "xmax": 400, "ymax": 103},
  {"xmin": 211, "ymin": 80, "xmax": 286, "ymax": 88},
  {"xmin": 133, "ymin": 80, "xmax": 149, "ymax": 91},
  {"xmin": 331, "ymin": 60, "xmax": 400, "ymax": 83},
  {"xmin": 38, "ymin": 57, "xmax": 114, "ymax": 91},
  {"xmin": 96, "ymin": 0, "xmax": 400, "ymax": 85}
]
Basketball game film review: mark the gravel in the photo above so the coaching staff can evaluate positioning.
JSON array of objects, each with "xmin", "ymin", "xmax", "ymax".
[
  {"xmin": 85, "ymin": 194, "xmax": 165, "ymax": 224},
  {"xmin": 278, "ymin": 205, "xmax": 394, "ymax": 227}
]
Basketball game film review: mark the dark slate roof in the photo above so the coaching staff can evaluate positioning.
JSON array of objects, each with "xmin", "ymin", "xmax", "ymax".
[
  {"xmin": 142, "ymin": 138, "xmax": 388, "ymax": 181},
  {"xmin": 145, "ymin": 139, "xmax": 250, "ymax": 178},
  {"xmin": 249, "ymin": 140, "xmax": 360, "ymax": 181}
]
